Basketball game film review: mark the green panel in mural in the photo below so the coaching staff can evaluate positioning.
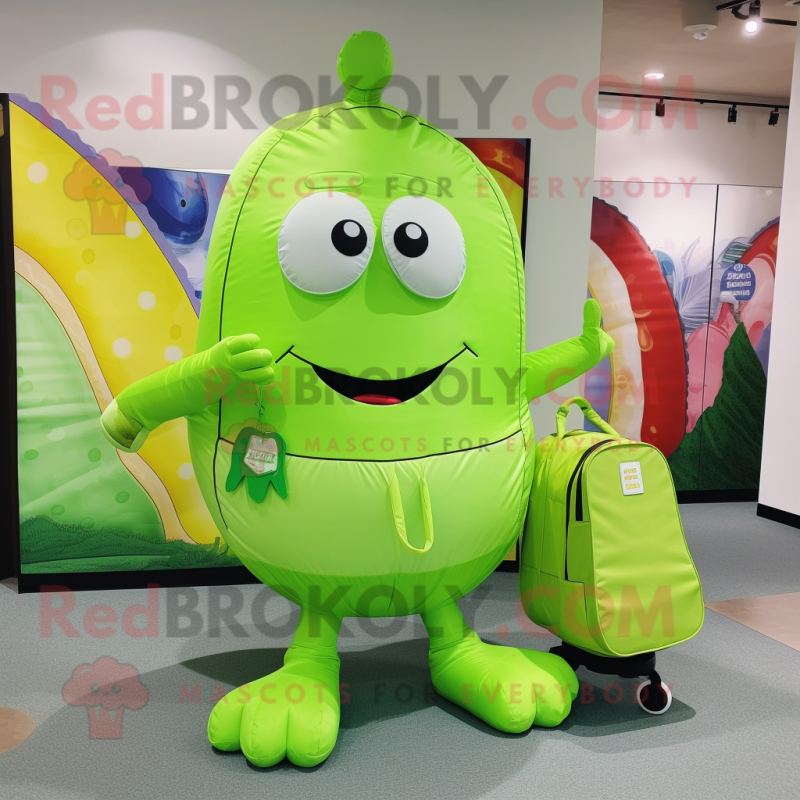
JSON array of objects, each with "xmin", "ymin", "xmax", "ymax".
[
  {"xmin": 16, "ymin": 273, "xmax": 241, "ymax": 572},
  {"xmin": 668, "ymin": 323, "xmax": 767, "ymax": 491}
]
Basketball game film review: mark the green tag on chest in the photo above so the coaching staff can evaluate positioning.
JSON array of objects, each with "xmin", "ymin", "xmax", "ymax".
[{"xmin": 226, "ymin": 428, "xmax": 287, "ymax": 502}]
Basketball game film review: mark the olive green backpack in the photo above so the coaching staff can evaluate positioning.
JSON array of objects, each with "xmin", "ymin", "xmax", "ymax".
[{"xmin": 520, "ymin": 397, "xmax": 704, "ymax": 658}]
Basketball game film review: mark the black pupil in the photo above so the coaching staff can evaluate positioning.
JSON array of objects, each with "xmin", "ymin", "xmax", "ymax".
[
  {"xmin": 331, "ymin": 219, "xmax": 367, "ymax": 256},
  {"xmin": 394, "ymin": 222, "xmax": 428, "ymax": 258},
  {"xmin": 180, "ymin": 199, "xmax": 187, "ymax": 207}
]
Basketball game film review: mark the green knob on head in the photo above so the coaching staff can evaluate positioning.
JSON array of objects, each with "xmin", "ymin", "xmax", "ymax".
[{"xmin": 337, "ymin": 31, "xmax": 393, "ymax": 104}]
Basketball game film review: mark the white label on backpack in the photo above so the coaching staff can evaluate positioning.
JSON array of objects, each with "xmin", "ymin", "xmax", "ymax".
[{"xmin": 620, "ymin": 461, "xmax": 644, "ymax": 495}]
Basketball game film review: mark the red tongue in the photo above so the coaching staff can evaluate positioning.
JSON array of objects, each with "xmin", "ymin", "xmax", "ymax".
[{"xmin": 353, "ymin": 394, "xmax": 401, "ymax": 406}]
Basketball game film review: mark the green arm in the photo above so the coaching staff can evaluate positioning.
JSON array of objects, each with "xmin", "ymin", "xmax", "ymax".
[
  {"xmin": 525, "ymin": 299, "xmax": 614, "ymax": 403},
  {"xmin": 100, "ymin": 333, "xmax": 273, "ymax": 453}
]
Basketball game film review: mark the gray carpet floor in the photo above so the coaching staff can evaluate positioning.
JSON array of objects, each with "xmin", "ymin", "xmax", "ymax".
[{"xmin": 1, "ymin": 502, "xmax": 799, "ymax": 799}]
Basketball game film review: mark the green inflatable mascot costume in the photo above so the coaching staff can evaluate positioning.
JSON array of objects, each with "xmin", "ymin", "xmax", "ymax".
[{"xmin": 101, "ymin": 31, "xmax": 614, "ymax": 766}]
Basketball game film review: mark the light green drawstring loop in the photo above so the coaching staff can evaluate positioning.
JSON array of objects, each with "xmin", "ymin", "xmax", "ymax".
[{"xmin": 383, "ymin": 463, "xmax": 434, "ymax": 554}]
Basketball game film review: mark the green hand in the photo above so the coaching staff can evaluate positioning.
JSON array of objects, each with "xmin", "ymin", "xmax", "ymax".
[
  {"xmin": 581, "ymin": 298, "xmax": 615, "ymax": 363},
  {"xmin": 209, "ymin": 333, "xmax": 275, "ymax": 386},
  {"xmin": 525, "ymin": 298, "xmax": 616, "ymax": 402},
  {"xmin": 101, "ymin": 333, "xmax": 274, "ymax": 453}
]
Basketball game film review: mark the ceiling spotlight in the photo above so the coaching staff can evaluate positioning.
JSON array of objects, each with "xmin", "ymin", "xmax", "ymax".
[
  {"xmin": 656, "ymin": 99, "xmax": 666, "ymax": 117},
  {"xmin": 728, "ymin": 104, "xmax": 738, "ymax": 123},
  {"xmin": 694, "ymin": 30, "xmax": 710, "ymax": 39},
  {"xmin": 644, "ymin": 72, "xmax": 665, "ymax": 80},
  {"xmin": 769, "ymin": 107, "xmax": 780, "ymax": 125},
  {"xmin": 732, "ymin": 0, "xmax": 761, "ymax": 32},
  {"xmin": 725, "ymin": 0, "xmax": 797, "ymax": 29}
]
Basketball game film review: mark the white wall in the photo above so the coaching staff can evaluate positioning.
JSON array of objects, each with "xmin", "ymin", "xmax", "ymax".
[
  {"xmin": 1, "ymin": 0, "xmax": 604, "ymax": 436},
  {"xmin": 595, "ymin": 95, "xmax": 788, "ymax": 187},
  {"xmin": 760, "ymin": 26, "xmax": 800, "ymax": 518}
]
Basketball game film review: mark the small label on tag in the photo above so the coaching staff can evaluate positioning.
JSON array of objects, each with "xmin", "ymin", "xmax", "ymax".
[
  {"xmin": 619, "ymin": 461, "xmax": 644, "ymax": 495},
  {"xmin": 227, "ymin": 428, "xmax": 287, "ymax": 501},
  {"xmin": 244, "ymin": 435, "xmax": 278, "ymax": 476}
]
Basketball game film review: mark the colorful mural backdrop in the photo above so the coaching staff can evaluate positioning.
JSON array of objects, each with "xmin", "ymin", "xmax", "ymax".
[
  {"xmin": 10, "ymin": 93, "xmax": 529, "ymax": 574},
  {"xmin": 583, "ymin": 182, "xmax": 780, "ymax": 492}
]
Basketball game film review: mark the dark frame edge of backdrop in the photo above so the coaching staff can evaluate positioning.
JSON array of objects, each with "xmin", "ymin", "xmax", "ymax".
[
  {"xmin": 19, "ymin": 558, "xmax": 524, "ymax": 594},
  {"xmin": 1, "ymin": 94, "xmax": 21, "ymax": 583}
]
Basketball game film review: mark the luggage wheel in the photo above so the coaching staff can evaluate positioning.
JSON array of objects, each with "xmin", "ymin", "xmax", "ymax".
[{"xmin": 549, "ymin": 642, "xmax": 672, "ymax": 715}]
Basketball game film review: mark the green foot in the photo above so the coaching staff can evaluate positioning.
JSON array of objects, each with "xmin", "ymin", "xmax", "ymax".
[
  {"xmin": 429, "ymin": 633, "xmax": 578, "ymax": 733},
  {"xmin": 207, "ymin": 647, "xmax": 341, "ymax": 767}
]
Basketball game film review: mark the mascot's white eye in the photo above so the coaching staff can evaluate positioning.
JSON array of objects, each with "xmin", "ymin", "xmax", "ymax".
[
  {"xmin": 278, "ymin": 192, "xmax": 375, "ymax": 294},
  {"xmin": 382, "ymin": 196, "xmax": 466, "ymax": 299}
]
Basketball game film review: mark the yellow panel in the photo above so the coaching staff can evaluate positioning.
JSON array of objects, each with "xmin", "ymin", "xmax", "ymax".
[{"xmin": 10, "ymin": 103, "xmax": 219, "ymax": 544}]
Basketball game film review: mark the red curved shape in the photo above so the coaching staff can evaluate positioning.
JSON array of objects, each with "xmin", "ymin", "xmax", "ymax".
[
  {"xmin": 738, "ymin": 220, "xmax": 779, "ymax": 272},
  {"xmin": 591, "ymin": 198, "xmax": 687, "ymax": 457}
]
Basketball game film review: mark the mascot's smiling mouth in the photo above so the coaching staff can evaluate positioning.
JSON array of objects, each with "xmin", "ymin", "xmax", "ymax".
[{"xmin": 280, "ymin": 345, "xmax": 475, "ymax": 406}]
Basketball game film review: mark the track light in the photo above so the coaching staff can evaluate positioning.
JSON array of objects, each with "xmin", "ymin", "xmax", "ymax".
[
  {"xmin": 748, "ymin": 0, "xmax": 761, "ymax": 30},
  {"xmin": 656, "ymin": 99, "xmax": 666, "ymax": 117},
  {"xmin": 728, "ymin": 104, "xmax": 738, "ymax": 123},
  {"xmin": 729, "ymin": 0, "xmax": 761, "ymax": 31},
  {"xmin": 718, "ymin": 0, "xmax": 797, "ymax": 29},
  {"xmin": 769, "ymin": 107, "xmax": 780, "ymax": 126}
]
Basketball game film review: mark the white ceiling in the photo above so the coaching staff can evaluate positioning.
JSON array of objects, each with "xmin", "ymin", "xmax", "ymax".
[{"xmin": 601, "ymin": 0, "xmax": 798, "ymax": 102}]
